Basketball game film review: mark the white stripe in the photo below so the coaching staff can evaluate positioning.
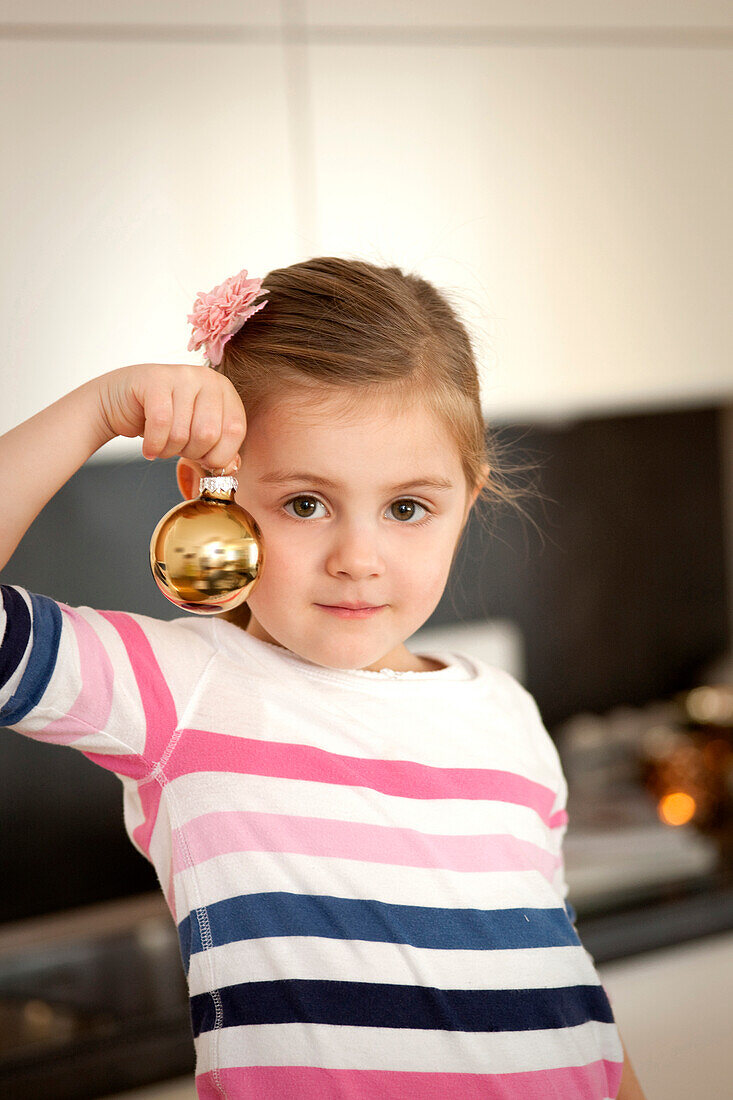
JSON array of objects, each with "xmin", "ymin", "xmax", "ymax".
[
  {"xmin": 172, "ymin": 849, "xmax": 563, "ymax": 915},
  {"xmin": 165, "ymin": 769, "xmax": 551, "ymax": 845},
  {"xmin": 186, "ymin": 936, "xmax": 601, "ymax": 998},
  {"xmin": 195, "ymin": 1018, "xmax": 623, "ymax": 1074}
]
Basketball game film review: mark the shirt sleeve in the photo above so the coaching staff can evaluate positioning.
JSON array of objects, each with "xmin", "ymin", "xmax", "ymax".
[
  {"xmin": 504, "ymin": 672, "xmax": 577, "ymax": 925},
  {"xmin": 547, "ymin": 773, "xmax": 577, "ymax": 925},
  {"xmin": 0, "ymin": 583, "xmax": 216, "ymax": 781}
]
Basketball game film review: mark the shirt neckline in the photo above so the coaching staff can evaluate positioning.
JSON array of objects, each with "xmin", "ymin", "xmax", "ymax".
[{"xmin": 211, "ymin": 616, "xmax": 482, "ymax": 686}]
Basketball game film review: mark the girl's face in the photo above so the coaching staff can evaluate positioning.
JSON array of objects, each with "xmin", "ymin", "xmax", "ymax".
[{"xmin": 182, "ymin": 388, "xmax": 482, "ymax": 673}]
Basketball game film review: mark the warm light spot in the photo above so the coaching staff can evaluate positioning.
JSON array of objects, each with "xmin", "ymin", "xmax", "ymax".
[{"xmin": 658, "ymin": 791, "xmax": 696, "ymax": 826}]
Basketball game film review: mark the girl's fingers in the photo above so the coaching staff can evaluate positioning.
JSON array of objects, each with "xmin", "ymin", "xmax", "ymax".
[
  {"xmin": 138, "ymin": 369, "xmax": 246, "ymax": 469},
  {"xmin": 157, "ymin": 385, "xmax": 198, "ymax": 460},
  {"xmin": 221, "ymin": 378, "xmax": 248, "ymax": 451},
  {"xmin": 141, "ymin": 387, "xmax": 174, "ymax": 460},
  {"xmin": 184, "ymin": 386, "xmax": 225, "ymax": 467},
  {"xmin": 192, "ymin": 381, "xmax": 246, "ymax": 472}
]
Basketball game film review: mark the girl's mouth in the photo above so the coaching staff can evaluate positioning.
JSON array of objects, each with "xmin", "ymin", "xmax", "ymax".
[{"xmin": 316, "ymin": 604, "xmax": 386, "ymax": 619}]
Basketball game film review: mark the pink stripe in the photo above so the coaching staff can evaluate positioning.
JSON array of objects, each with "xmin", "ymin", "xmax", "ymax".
[
  {"xmin": 88, "ymin": 611, "xmax": 179, "ymax": 856},
  {"xmin": 97, "ymin": 611, "xmax": 178, "ymax": 763},
  {"xmin": 172, "ymin": 810, "xmax": 560, "ymax": 881},
  {"xmin": 196, "ymin": 1059, "xmax": 624, "ymax": 1099},
  {"xmin": 168, "ymin": 728, "xmax": 557, "ymax": 823},
  {"xmin": 34, "ymin": 605, "xmax": 114, "ymax": 745},
  {"xmin": 549, "ymin": 809, "xmax": 568, "ymax": 830}
]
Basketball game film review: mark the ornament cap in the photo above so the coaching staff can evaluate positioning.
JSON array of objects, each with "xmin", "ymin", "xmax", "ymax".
[{"xmin": 199, "ymin": 474, "xmax": 238, "ymax": 497}]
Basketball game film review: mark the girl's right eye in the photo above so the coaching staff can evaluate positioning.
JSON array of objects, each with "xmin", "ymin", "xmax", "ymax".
[{"xmin": 283, "ymin": 495, "xmax": 327, "ymax": 520}]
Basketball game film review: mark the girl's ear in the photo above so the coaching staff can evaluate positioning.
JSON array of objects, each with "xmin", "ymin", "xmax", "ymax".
[
  {"xmin": 460, "ymin": 464, "xmax": 490, "ymax": 529},
  {"xmin": 176, "ymin": 458, "xmax": 204, "ymax": 500},
  {"xmin": 467, "ymin": 463, "xmax": 490, "ymax": 509}
]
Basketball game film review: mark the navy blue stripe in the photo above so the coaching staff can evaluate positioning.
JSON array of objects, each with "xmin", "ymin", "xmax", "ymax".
[
  {"xmin": 0, "ymin": 593, "xmax": 62, "ymax": 726},
  {"xmin": 177, "ymin": 892, "xmax": 580, "ymax": 973},
  {"xmin": 190, "ymin": 978, "xmax": 614, "ymax": 1037},
  {"xmin": 0, "ymin": 585, "xmax": 31, "ymax": 689}
]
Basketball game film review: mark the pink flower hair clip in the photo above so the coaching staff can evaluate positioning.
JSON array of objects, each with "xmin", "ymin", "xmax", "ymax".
[{"xmin": 187, "ymin": 267, "xmax": 269, "ymax": 366}]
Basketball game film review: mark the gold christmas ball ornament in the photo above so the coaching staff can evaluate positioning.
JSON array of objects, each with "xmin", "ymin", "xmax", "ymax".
[{"xmin": 149, "ymin": 473, "xmax": 264, "ymax": 615}]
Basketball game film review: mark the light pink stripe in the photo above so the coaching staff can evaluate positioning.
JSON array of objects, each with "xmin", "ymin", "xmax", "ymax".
[
  {"xmin": 169, "ymin": 728, "xmax": 557, "ymax": 824},
  {"xmin": 34, "ymin": 605, "xmax": 114, "ymax": 745},
  {"xmin": 549, "ymin": 809, "xmax": 568, "ymax": 829},
  {"xmin": 172, "ymin": 810, "xmax": 560, "ymax": 881},
  {"xmin": 196, "ymin": 1059, "xmax": 624, "ymax": 1099}
]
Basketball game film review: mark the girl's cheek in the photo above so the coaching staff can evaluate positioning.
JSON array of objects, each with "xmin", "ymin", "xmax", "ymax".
[{"xmin": 421, "ymin": 544, "xmax": 460, "ymax": 594}]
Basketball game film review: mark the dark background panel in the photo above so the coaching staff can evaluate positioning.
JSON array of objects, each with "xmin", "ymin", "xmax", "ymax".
[{"xmin": 437, "ymin": 405, "xmax": 729, "ymax": 726}]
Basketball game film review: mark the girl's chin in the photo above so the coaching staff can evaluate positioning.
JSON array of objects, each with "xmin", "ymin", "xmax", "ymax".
[
  {"xmin": 247, "ymin": 609, "xmax": 405, "ymax": 670},
  {"xmin": 291, "ymin": 637, "xmax": 394, "ymax": 672}
]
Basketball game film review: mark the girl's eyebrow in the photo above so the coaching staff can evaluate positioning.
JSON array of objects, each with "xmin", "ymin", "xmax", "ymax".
[{"xmin": 259, "ymin": 470, "xmax": 454, "ymax": 493}]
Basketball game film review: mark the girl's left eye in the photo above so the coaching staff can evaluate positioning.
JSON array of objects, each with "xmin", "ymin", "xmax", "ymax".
[{"xmin": 388, "ymin": 499, "xmax": 429, "ymax": 523}]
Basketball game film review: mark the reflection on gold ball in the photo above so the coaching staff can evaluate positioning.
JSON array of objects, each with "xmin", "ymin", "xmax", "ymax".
[{"xmin": 150, "ymin": 492, "xmax": 264, "ymax": 615}]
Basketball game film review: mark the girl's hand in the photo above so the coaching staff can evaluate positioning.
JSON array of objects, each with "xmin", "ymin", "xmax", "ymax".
[{"xmin": 96, "ymin": 363, "xmax": 246, "ymax": 474}]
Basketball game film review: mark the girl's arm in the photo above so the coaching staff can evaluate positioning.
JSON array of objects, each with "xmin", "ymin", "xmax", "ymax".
[
  {"xmin": 0, "ymin": 363, "xmax": 248, "ymax": 762},
  {"xmin": 0, "ymin": 363, "xmax": 246, "ymax": 570},
  {"xmin": 617, "ymin": 1037, "xmax": 647, "ymax": 1099}
]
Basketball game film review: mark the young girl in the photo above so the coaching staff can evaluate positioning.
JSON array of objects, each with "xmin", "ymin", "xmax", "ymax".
[{"xmin": 0, "ymin": 258, "xmax": 644, "ymax": 1098}]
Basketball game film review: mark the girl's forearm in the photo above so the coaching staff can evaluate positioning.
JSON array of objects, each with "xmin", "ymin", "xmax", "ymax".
[{"xmin": 0, "ymin": 377, "xmax": 114, "ymax": 570}]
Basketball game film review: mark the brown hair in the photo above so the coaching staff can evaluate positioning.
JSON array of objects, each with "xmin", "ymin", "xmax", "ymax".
[{"xmin": 213, "ymin": 256, "xmax": 538, "ymax": 628}]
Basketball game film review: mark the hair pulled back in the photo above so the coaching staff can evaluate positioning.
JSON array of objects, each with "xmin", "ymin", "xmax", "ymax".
[{"xmin": 214, "ymin": 255, "xmax": 529, "ymax": 514}]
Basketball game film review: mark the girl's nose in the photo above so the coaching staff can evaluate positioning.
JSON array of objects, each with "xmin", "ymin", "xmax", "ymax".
[{"xmin": 325, "ymin": 523, "xmax": 386, "ymax": 580}]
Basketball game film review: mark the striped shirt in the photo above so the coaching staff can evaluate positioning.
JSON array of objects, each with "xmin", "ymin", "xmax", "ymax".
[{"xmin": 0, "ymin": 585, "xmax": 623, "ymax": 1098}]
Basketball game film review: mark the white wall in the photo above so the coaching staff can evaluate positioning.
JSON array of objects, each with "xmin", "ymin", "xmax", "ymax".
[
  {"xmin": 599, "ymin": 931, "xmax": 733, "ymax": 1098},
  {"xmin": 1, "ymin": 1, "xmax": 732, "ymax": 455}
]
